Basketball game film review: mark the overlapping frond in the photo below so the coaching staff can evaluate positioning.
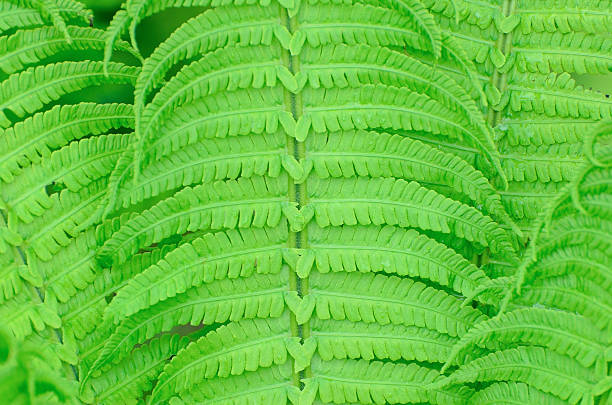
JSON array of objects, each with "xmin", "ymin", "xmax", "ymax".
[
  {"xmin": 6, "ymin": 0, "xmax": 609, "ymax": 404},
  {"xmin": 445, "ymin": 123, "xmax": 612, "ymax": 403},
  {"xmin": 0, "ymin": 60, "xmax": 138, "ymax": 128}
]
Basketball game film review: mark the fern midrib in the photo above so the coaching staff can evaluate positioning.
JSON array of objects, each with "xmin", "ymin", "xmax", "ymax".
[
  {"xmin": 311, "ymin": 150, "xmax": 479, "ymax": 178},
  {"xmin": 513, "ymin": 47, "xmax": 612, "ymax": 61},
  {"xmin": 517, "ymin": 8, "xmax": 610, "ymax": 16},
  {"xmin": 0, "ymin": 35, "xmax": 107, "ymax": 65},
  {"xmin": 487, "ymin": 0, "xmax": 516, "ymax": 129},
  {"xmin": 303, "ymin": 62, "xmax": 467, "ymax": 103},
  {"xmin": 461, "ymin": 362, "xmax": 594, "ymax": 388},
  {"xmin": 158, "ymin": 105, "xmax": 285, "ymax": 137},
  {"xmin": 45, "ymin": 250, "xmax": 95, "ymax": 286},
  {"xmin": 506, "ymin": 85, "xmax": 612, "ymax": 106},
  {"xmin": 534, "ymin": 256, "xmax": 611, "ymax": 273},
  {"xmin": 96, "ymin": 355, "xmax": 167, "ymax": 400},
  {"xmin": 467, "ymin": 324, "xmax": 605, "ymax": 352},
  {"xmin": 520, "ymin": 286, "xmax": 612, "ymax": 314},
  {"xmin": 281, "ymin": 7, "xmax": 311, "ymax": 388},
  {"xmin": 306, "ymin": 104, "xmax": 472, "ymax": 135},
  {"xmin": 185, "ymin": 381, "xmax": 291, "ymax": 403},
  {"xmin": 313, "ymin": 374, "xmax": 427, "ymax": 387},
  {"xmin": 446, "ymin": 31, "xmax": 495, "ymax": 46},
  {"xmin": 299, "ymin": 22, "xmax": 423, "ymax": 39}
]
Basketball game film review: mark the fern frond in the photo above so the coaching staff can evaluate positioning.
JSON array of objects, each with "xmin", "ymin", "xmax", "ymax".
[
  {"xmin": 500, "ymin": 117, "xmax": 594, "ymax": 147},
  {"xmin": 14, "ymin": 178, "xmax": 107, "ymax": 260},
  {"xmin": 300, "ymin": 84, "xmax": 505, "ymax": 181},
  {"xmin": 133, "ymin": 4, "xmax": 289, "ymax": 113},
  {"xmin": 88, "ymin": 272, "xmax": 287, "ymax": 377},
  {"xmin": 173, "ymin": 364, "xmax": 296, "ymax": 405},
  {"xmin": 526, "ymin": 245, "xmax": 612, "ymax": 289},
  {"xmin": 446, "ymin": 346, "xmax": 601, "ymax": 405},
  {"xmin": 307, "ymin": 130, "xmax": 518, "ymax": 231},
  {"xmin": 102, "ymin": 0, "xmax": 284, "ymax": 68},
  {"xmin": 0, "ymin": 103, "xmax": 133, "ymax": 183},
  {"xmin": 308, "ymin": 358, "xmax": 470, "ymax": 405},
  {"xmin": 2, "ymin": 134, "xmax": 128, "ymax": 224},
  {"xmin": 97, "ymin": 175, "xmax": 288, "ymax": 267},
  {"xmin": 59, "ymin": 244, "xmax": 174, "ymax": 340},
  {"xmin": 104, "ymin": 87, "xmax": 291, "ymax": 213},
  {"xmin": 471, "ymin": 382, "xmax": 568, "ymax": 405},
  {"xmin": 499, "ymin": 143, "xmax": 583, "ymax": 184},
  {"xmin": 148, "ymin": 317, "xmax": 291, "ymax": 405},
  {"xmin": 0, "ymin": 291, "xmax": 60, "ymax": 340},
  {"xmin": 516, "ymin": 1, "xmax": 612, "ymax": 36},
  {"xmin": 310, "ymin": 271, "xmax": 486, "ymax": 337},
  {"xmin": 104, "ymin": 225, "xmax": 287, "ymax": 323},
  {"xmin": 516, "ymin": 275, "xmax": 612, "ymax": 334},
  {"xmin": 312, "ymin": 318, "xmax": 458, "ymax": 364},
  {"xmin": 512, "ymin": 32, "xmax": 612, "ymax": 74},
  {"xmin": 444, "ymin": 308, "xmax": 608, "ymax": 372},
  {"xmin": 138, "ymin": 44, "xmax": 292, "ymax": 148},
  {"xmin": 500, "ymin": 181, "xmax": 565, "ymax": 222},
  {"xmin": 0, "ymin": 25, "xmax": 139, "ymax": 75},
  {"xmin": 4, "ymin": 0, "xmax": 93, "ymax": 42},
  {"xmin": 138, "ymin": 86, "xmax": 289, "ymax": 165},
  {"xmin": 538, "ymin": 214, "xmax": 612, "ymax": 255},
  {"xmin": 0, "ymin": 61, "xmax": 138, "ymax": 128},
  {"xmin": 83, "ymin": 334, "xmax": 189, "ymax": 405},
  {"xmin": 117, "ymin": 132, "xmax": 286, "ymax": 209},
  {"xmin": 0, "ymin": 1, "xmax": 43, "ymax": 33},
  {"xmin": 299, "ymin": 43, "xmax": 490, "ymax": 139},
  {"xmin": 307, "ymin": 176, "xmax": 516, "ymax": 258},
  {"xmin": 505, "ymin": 72, "xmax": 612, "ymax": 121},
  {"xmin": 308, "ymin": 223, "xmax": 488, "ymax": 296}
]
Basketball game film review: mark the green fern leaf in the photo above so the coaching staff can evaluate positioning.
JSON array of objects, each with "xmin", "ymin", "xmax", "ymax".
[
  {"xmin": 97, "ymin": 175, "xmax": 289, "ymax": 267},
  {"xmin": 0, "ymin": 61, "xmax": 138, "ymax": 128},
  {"xmin": 444, "ymin": 307, "xmax": 609, "ymax": 372},
  {"xmin": 88, "ymin": 272, "xmax": 288, "ymax": 378},
  {"xmin": 446, "ymin": 346, "xmax": 602, "ymax": 405},
  {"xmin": 0, "ymin": 25, "xmax": 139, "ymax": 74},
  {"xmin": 104, "ymin": 225, "xmax": 287, "ymax": 323},
  {"xmin": 308, "ymin": 223, "xmax": 488, "ymax": 296},
  {"xmin": 172, "ymin": 364, "xmax": 297, "ymax": 405},
  {"xmin": 312, "ymin": 318, "xmax": 459, "ymax": 364},
  {"xmin": 308, "ymin": 357, "xmax": 470, "ymax": 405},
  {"xmin": 471, "ymin": 382, "xmax": 568, "ymax": 405},
  {"xmin": 83, "ymin": 334, "xmax": 189, "ymax": 405},
  {"xmin": 309, "ymin": 271, "xmax": 486, "ymax": 336},
  {"xmin": 307, "ymin": 176, "xmax": 516, "ymax": 258},
  {"xmin": 2, "ymin": 133, "xmax": 128, "ymax": 223},
  {"xmin": 0, "ymin": 103, "xmax": 133, "ymax": 183},
  {"xmin": 149, "ymin": 317, "xmax": 292, "ymax": 405}
]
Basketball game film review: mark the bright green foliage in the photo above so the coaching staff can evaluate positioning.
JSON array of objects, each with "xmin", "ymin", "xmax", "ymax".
[{"xmin": 0, "ymin": 0, "xmax": 610, "ymax": 404}]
